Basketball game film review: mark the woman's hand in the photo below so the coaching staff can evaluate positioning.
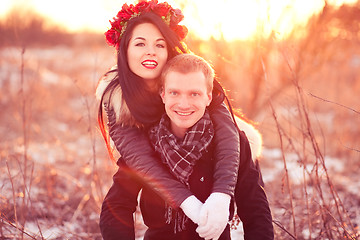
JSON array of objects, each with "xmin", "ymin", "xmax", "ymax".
[
  {"xmin": 196, "ymin": 192, "xmax": 231, "ymax": 240},
  {"xmin": 180, "ymin": 195, "xmax": 203, "ymax": 224}
]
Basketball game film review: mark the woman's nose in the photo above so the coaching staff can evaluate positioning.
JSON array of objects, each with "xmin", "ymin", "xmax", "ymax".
[{"xmin": 146, "ymin": 45, "xmax": 156, "ymax": 56}]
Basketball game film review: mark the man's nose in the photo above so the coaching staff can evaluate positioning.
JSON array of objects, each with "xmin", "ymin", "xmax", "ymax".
[{"xmin": 178, "ymin": 96, "xmax": 190, "ymax": 108}]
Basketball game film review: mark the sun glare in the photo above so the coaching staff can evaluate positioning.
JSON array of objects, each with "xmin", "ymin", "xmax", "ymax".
[
  {"xmin": 29, "ymin": 0, "xmax": 110, "ymax": 32},
  {"xmin": 1, "ymin": 0, "xmax": 358, "ymax": 41},
  {"xmin": 181, "ymin": 0, "xmax": 260, "ymax": 41},
  {"xmin": 181, "ymin": 0, "xmax": 329, "ymax": 40}
]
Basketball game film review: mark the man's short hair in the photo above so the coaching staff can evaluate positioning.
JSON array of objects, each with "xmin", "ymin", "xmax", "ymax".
[{"xmin": 161, "ymin": 54, "xmax": 214, "ymax": 92}]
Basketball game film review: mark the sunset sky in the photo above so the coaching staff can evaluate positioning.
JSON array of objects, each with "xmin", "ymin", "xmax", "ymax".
[{"xmin": 1, "ymin": 0, "xmax": 357, "ymax": 40}]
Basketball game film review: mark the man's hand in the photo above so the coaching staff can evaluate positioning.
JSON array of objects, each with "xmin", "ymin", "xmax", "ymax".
[
  {"xmin": 196, "ymin": 192, "xmax": 231, "ymax": 240},
  {"xmin": 180, "ymin": 195, "xmax": 203, "ymax": 224}
]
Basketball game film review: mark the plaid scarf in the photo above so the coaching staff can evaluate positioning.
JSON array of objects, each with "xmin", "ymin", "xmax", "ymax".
[
  {"xmin": 148, "ymin": 111, "xmax": 214, "ymax": 232},
  {"xmin": 149, "ymin": 111, "xmax": 214, "ymax": 186}
]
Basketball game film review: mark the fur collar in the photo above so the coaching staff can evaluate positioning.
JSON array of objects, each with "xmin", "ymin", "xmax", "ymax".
[
  {"xmin": 96, "ymin": 68, "xmax": 138, "ymax": 127},
  {"xmin": 234, "ymin": 116, "xmax": 262, "ymax": 160}
]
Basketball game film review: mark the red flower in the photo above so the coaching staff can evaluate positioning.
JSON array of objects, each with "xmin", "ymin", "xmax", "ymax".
[
  {"xmin": 173, "ymin": 25, "xmax": 188, "ymax": 40},
  {"xmin": 135, "ymin": 0, "xmax": 152, "ymax": 13},
  {"xmin": 110, "ymin": 18, "xmax": 122, "ymax": 30},
  {"xmin": 117, "ymin": 3, "xmax": 135, "ymax": 20},
  {"xmin": 105, "ymin": 0, "xmax": 187, "ymax": 48},
  {"xmin": 169, "ymin": 8, "xmax": 184, "ymax": 27},
  {"xmin": 153, "ymin": 2, "xmax": 170, "ymax": 17},
  {"xmin": 105, "ymin": 29, "xmax": 118, "ymax": 47}
]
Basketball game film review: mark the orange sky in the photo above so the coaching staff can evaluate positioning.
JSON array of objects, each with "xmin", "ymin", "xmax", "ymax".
[{"xmin": 1, "ymin": 0, "xmax": 357, "ymax": 41}]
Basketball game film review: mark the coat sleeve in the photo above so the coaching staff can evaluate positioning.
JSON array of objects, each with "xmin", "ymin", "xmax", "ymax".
[
  {"xmin": 106, "ymin": 106, "xmax": 192, "ymax": 208},
  {"xmin": 100, "ymin": 161, "xmax": 142, "ymax": 240},
  {"xmin": 236, "ymin": 131, "xmax": 274, "ymax": 239},
  {"xmin": 209, "ymin": 102, "xmax": 240, "ymax": 198}
]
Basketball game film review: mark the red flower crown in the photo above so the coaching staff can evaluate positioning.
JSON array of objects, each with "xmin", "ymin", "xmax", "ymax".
[{"xmin": 105, "ymin": 0, "xmax": 188, "ymax": 49}]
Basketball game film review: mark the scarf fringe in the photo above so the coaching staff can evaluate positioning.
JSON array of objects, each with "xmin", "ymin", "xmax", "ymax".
[{"xmin": 165, "ymin": 203, "xmax": 188, "ymax": 233}]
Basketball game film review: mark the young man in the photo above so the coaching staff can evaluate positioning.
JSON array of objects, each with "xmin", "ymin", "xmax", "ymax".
[
  {"xmin": 145, "ymin": 54, "xmax": 233, "ymax": 239},
  {"xmin": 100, "ymin": 54, "xmax": 274, "ymax": 240}
]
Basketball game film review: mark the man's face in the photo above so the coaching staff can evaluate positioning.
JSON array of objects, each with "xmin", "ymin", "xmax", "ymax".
[{"xmin": 161, "ymin": 70, "xmax": 212, "ymax": 138}]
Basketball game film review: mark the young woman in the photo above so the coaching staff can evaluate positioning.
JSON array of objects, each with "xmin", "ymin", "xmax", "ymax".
[{"xmin": 96, "ymin": 1, "xmax": 272, "ymax": 239}]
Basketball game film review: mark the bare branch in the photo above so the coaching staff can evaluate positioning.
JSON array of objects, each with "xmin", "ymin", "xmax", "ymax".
[{"xmin": 308, "ymin": 92, "xmax": 360, "ymax": 115}]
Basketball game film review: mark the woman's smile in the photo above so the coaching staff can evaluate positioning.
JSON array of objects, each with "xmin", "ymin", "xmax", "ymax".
[{"xmin": 142, "ymin": 60, "xmax": 158, "ymax": 69}]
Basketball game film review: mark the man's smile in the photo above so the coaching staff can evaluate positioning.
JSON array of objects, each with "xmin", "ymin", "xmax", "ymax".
[{"xmin": 175, "ymin": 111, "xmax": 194, "ymax": 116}]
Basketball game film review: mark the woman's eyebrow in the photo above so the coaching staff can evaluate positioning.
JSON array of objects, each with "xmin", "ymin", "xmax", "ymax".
[
  {"xmin": 133, "ymin": 37, "xmax": 145, "ymax": 41},
  {"xmin": 132, "ymin": 37, "xmax": 165, "ymax": 42}
]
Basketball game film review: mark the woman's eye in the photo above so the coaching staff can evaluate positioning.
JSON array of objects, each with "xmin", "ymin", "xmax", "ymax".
[
  {"xmin": 157, "ymin": 44, "xmax": 166, "ymax": 48},
  {"xmin": 135, "ymin": 42, "xmax": 145, "ymax": 47},
  {"xmin": 192, "ymin": 93, "xmax": 199, "ymax": 97}
]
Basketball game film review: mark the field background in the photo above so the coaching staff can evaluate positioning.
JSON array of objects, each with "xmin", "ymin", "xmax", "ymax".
[{"xmin": 1, "ymin": 2, "xmax": 359, "ymax": 239}]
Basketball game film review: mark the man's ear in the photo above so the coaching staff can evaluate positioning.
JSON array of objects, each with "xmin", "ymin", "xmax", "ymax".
[
  {"xmin": 207, "ymin": 92, "xmax": 212, "ymax": 106},
  {"xmin": 160, "ymin": 87, "xmax": 165, "ymax": 103}
]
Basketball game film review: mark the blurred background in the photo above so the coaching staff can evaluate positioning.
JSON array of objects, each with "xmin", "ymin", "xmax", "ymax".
[{"xmin": 1, "ymin": 0, "xmax": 359, "ymax": 239}]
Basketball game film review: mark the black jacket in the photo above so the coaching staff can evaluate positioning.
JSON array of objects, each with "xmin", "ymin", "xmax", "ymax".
[
  {"xmin": 105, "ymin": 142, "xmax": 232, "ymax": 240},
  {"xmin": 100, "ymin": 130, "xmax": 274, "ymax": 240},
  {"xmin": 235, "ymin": 131, "xmax": 274, "ymax": 239}
]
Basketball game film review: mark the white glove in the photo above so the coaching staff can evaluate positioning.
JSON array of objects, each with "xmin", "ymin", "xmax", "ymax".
[
  {"xmin": 196, "ymin": 192, "xmax": 231, "ymax": 240},
  {"xmin": 180, "ymin": 195, "xmax": 203, "ymax": 224}
]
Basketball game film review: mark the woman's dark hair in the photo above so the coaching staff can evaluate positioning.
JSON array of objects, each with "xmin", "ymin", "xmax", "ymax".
[{"xmin": 97, "ymin": 12, "xmax": 190, "ymax": 160}]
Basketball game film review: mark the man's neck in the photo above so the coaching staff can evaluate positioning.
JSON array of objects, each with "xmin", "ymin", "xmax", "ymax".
[{"xmin": 170, "ymin": 123, "xmax": 187, "ymax": 139}]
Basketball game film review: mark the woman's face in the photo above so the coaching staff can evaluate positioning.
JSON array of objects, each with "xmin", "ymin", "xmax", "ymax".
[{"xmin": 127, "ymin": 22, "xmax": 168, "ymax": 88}]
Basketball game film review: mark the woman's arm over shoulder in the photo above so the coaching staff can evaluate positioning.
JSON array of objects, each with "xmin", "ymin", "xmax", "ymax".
[
  {"xmin": 209, "ymin": 103, "xmax": 263, "ymax": 197},
  {"xmin": 105, "ymin": 105, "xmax": 192, "ymax": 208},
  {"xmin": 209, "ymin": 103, "xmax": 240, "ymax": 197}
]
